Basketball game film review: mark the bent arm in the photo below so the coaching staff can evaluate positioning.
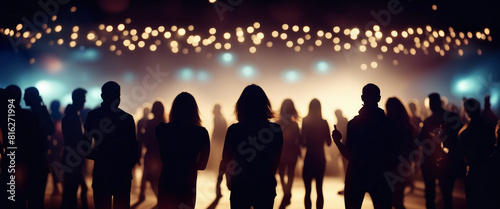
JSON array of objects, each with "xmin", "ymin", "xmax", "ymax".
[{"xmin": 334, "ymin": 124, "xmax": 351, "ymax": 161}]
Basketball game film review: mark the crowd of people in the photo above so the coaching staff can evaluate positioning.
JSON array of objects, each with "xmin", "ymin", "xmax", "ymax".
[{"xmin": 1, "ymin": 81, "xmax": 500, "ymax": 209}]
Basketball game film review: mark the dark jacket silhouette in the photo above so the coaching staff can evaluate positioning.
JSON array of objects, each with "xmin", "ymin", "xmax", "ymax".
[
  {"xmin": 459, "ymin": 98, "xmax": 496, "ymax": 208},
  {"xmin": 83, "ymin": 81, "xmax": 139, "ymax": 209},
  {"xmin": 333, "ymin": 84, "xmax": 399, "ymax": 209}
]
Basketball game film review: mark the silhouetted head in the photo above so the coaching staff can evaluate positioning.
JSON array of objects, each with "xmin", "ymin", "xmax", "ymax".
[
  {"xmin": 24, "ymin": 87, "xmax": 42, "ymax": 107},
  {"xmin": 464, "ymin": 98, "xmax": 481, "ymax": 118},
  {"xmin": 50, "ymin": 100, "xmax": 60, "ymax": 113},
  {"xmin": 408, "ymin": 102, "xmax": 418, "ymax": 114},
  {"xmin": 101, "ymin": 81, "xmax": 120, "ymax": 106},
  {"xmin": 235, "ymin": 84, "xmax": 274, "ymax": 122},
  {"xmin": 72, "ymin": 88, "xmax": 87, "ymax": 111},
  {"xmin": 213, "ymin": 104, "xmax": 222, "ymax": 115},
  {"xmin": 306, "ymin": 98, "xmax": 322, "ymax": 119},
  {"xmin": 334, "ymin": 109, "xmax": 343, "ymax": 118},
  {"xmin": 485, "ymin": 95, "xmax": 491, "ymax": 109},
  {"xmin": 169, "ymin": 92, "xmax": 201, "ymax": 126},
  {"xmin": 386, "ymin": 97, "xmax": 410, "ymax": 124},
  {"xmin": 142, "ymin": 107, "xmax": 150, "ymax": 118},
  {"xmin": 361, "ymin": 83, "xmax": 381, "ymax": 106},
  {"xmin": 5, "ymin": 85, "xmax": 22, "ymax": 106},
  {"xmin": 428, "ymin": 93, "xmax": 443, "ymax": 112},
  {"xmin": 280, "ymin": 99, "xmax": 299, "ymax": 122},
  {"xmin": 151, "ymin": 101, "xmax": 166, "ymax": 122}
]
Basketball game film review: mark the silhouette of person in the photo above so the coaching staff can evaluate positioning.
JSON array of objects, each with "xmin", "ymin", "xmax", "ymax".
[
  {"xmin": 408, "ymin": 101, "xmax": 423, "ymax": 135},
  {"xmin": 132, "ymin": 106, "xmax": 149, "ymax": 207},
  {"xmin": 482, "ymin": 95, "xmax": 498, "ymax": 127},
  {"xmin": 137, "ymin": 107, "xmax": 150, "ymax": 157},
  {"xmin": 83, "ymin": 81, "xmax": 139, "ymax": 209},
  {"xmin": 276, "ymin": 99, "xmax": 301, "ymax": 209},
  {"xmin": 48, "ymin": 100, "xmax": 64, "ymax": 195},
  {"xmin": 407, "ymin": 101, "xmax": 422, "ymax": 193},
  {"xmin": 417, "ymin": 93, "xmax": 462, "ymax": 209},
  {"xmin": 211, "ymin": 104, "xmax": 227, "ymax": 197},
  {"xmin": 386, "ymin": 97, "xmax": 417, "ymax": 209},
  {"xmin": 155, "ymin": 92, "xmax": 210, "ymax": 209},
  {"xmin": 61, "ymin": 88, "xmax": 89, "ymax": 209},
  {"xmin": 2, "ymin": 85, "xmax": 46, "ymax": 209},
  {"xmin": 138, "ymin": 101, "xmax": 165, "ymax": 206},
  {"xmin": 332, "ymin": 83, "xmax": 399, "ymax": 209},
  {"xmin": 301, "ymin": 99, "xmax": 331, "ymax": 209},
  {"xmin": 220, "ymin": 84, "xmax": 283, "ymax": 209},
  {"xmin": 459, "ymin": 98, "xmax": 496, "ymax": 208},
  {"xmin": 24, "ymin": 86, "xmax": 54, "ymax": 209},
  {"xmin": 334, "ymin": 109, "xmax": 348, "ymax": 196}
]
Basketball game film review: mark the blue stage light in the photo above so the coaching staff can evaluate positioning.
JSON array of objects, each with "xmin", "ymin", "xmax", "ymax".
[
  {"xmin": 123, "ymin": 72, "xmax": 135, "ymax": 82},
  {"xmin": 314, "ymin": 61, "xmax": 331, "ymax": 74},
  {"xmin": 177, "ymin": 68, "xmax": 194, "ymax": 81},
  {"xmin": 282, "ymin": 70, "xmax": 302, "ymax": 83},
  {"xmin": 219, "ymin": 52, "xmax": 235, "ymax": 65},
  {"xmin": 197, "ymin": 70, "xmax": 211, "ymax": 82},
  {"xmin": 239, "ymin": 65, "xmax": 258, "ymax": 79}
]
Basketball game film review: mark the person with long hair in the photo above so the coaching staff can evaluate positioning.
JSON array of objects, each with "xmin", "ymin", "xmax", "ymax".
[
  {"xmin": 220, "ymin": 84, "xmax": 283, "ymax": 209},
  {"xmin": 301, "ymin": 99, "xmax": 332, "ymax": 209},
  {"xmin": 385, "ymin": 97, "xmax": 417, "ymax": 209},
  {"xmin": 155, "ymin": 92, "xmax": 210, "ymax": 209},
  {"xmin": 138, "ymin": 101, "xmax": 165, "ymax": 206},
  {"xmin": 277, "ymin": 99, "xmax": 301, "ymax": 209}
]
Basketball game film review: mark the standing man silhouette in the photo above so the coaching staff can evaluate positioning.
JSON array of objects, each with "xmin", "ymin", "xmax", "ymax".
[
  {"xmin": 24, "ymin": 86, "xmax": 54, "ymax": 209},
  {"xmin": 333, "ymin": 83, "xmax": 399, "ymax": 209},
  {"xmin": 61, "ymin": 88, "xmax": 89, "ymax": 209},
  {"xmin": 83, "ymin": 81, "xmax": 139, "ymax": 209},
  {"xmin": 418, "ymin": 93, "xmax": 462, "ymax": 209}
]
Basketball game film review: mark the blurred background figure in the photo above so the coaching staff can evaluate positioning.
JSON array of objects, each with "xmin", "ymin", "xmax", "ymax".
[
  {"xmin": 210, "ymin": 104, "xmax": 227, "ymax": 197},
  {"xmin": 482, "ymin": 95, "xmax": 498, "ymax": 127},
  {"xmin": 48, "ymin": 100, "xmax": 64, "ymax": 196},
  {"xmin": 301, "ymin": 99, "xmax": 331, "ymax": 209},
  {"xmin": 61, "ymin": 88, "xmax": 89, "ymax": 209},
  {"xmin": 276, "ymin": 99, "xmax": 301, "ymax": 209},
  {"xmin": 156, "ymin": 92, "xmax": 210, "ymax": 209},
  {"xmin": 386, "ymin": 97, "xmax": 417, "ymax": 209},
  {"xmin": 137, "ymin": 101, "xmax": 165, "ymax": 207},
  {"xmin": 334, "ymin": 109, "xmax": 348, "ymax": 196},
  {"xmin": 418, "ymin": 93, "xmax": 463, "ymax": 209}
]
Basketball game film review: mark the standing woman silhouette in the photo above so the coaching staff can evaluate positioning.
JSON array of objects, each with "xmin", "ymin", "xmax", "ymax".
[
  {"xmin": 155, "ymin": 92, "xmax": 210, "ymax": 209},
  {"xmin": 301, "ymin": 99, "xmax": 332, "ymax": 209},
  {"xmin": 139, "ymin": 101, "xmax": 165, "ymax": 205},
  {"xmin": 221, "ymin": 84, "xmax": 283, "ymax": 209},
  {"xmin": 385, "ymin": 97, "xmax": 417, "ymax": 209},
  {"xmin": 277, "ymin": 99, "xmax": 301, "ymax": 209}
]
